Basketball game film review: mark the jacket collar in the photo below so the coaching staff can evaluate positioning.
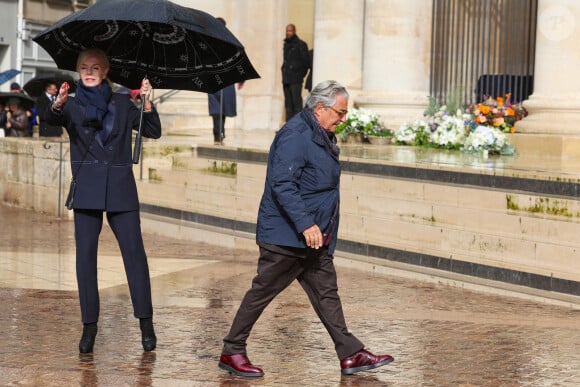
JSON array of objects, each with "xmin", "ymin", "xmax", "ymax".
[{"xmin": 301, "ymin": 109, "xmax": 340, "ymax": 159}]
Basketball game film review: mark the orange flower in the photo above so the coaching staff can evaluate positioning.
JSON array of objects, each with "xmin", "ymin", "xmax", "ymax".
[
  {"xmin": 478, "ymin": 104, "xmax": 490, "ymax": 115},
  {"xmin": 510, "ymin": 126, "xmax": 516, "ymax": 133},
  {"xmin": 476, "ymin": 116, "xmax": 487, "ymax": 124},
  {"xmin": 492, "ymin": 117, "xmax": 504, "ymax": 126},
  {"xmin": 505, "ymin": 107, "xmax": 515, "ymax": 116},
  {"xmin": 497, "ymin": 96, "xmax": 504, "ymax": 107}
]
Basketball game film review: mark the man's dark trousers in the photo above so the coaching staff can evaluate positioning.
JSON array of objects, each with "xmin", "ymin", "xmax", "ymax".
[
  {"xmin": 222, "ymin": 245, "xmax": 364, "ymax": 360},
  {"xmin": 283, "ymin": 83, "xmax": 304, "ymax": 121}
]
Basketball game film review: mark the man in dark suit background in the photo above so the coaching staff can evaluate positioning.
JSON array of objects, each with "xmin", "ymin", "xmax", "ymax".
[
  {"xmin": 281, "ymin": 24, "xmax": 310, "ymax": 121},
  {"xmin": 36, "ymin": 81, "xmax": 63, "ymax": 137}
]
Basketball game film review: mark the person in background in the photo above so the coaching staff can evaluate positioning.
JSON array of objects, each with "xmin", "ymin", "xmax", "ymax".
[
  {"xmin": 10, "ymin": 82, "xmax": 34, "ymax": 135},
  {"xmin": 0, "ymin": 101, "xmax": 7, "ymax": 136},
  {"xmin": 46, "ymin": 47, "xmax": 161, "ymax": 354},
  {"xmin": 5, "ymin": 98, "xmax": 30, "ymax": 137},
  {"xmin": 10, "ymin": 82, "xmax": 23, "ymax": 93},
  {"xmin": 218, "ymin": 80, "xmax": 394, "ymax": 378},
  {"xmin": 281, "ymin": 24, "xmax": 310, "ymax": 121},
  {"xmin": 207, "ymin": 17, "xmax": 244, "ymax": 145},
  {"xmin": 36, "ymin": 81, "xmax": 63, "ymax": 137}
]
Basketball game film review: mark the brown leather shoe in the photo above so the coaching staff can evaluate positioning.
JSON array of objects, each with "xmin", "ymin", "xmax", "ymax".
[
  {"xmin": 218, "ymin": 354, "xmax": 264, "ymax": 377},
  {"xmin": 340, "ymin": 349, "xmax": 394, "ymax": 375}
]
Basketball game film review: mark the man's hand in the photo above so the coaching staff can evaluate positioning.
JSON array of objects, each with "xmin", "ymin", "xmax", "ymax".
[{"xmin": 302, "ymin": 224, "xmax": 323, "ymax": 249}]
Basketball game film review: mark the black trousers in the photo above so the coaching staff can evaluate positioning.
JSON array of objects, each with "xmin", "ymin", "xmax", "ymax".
[
  {"xmin": 74, "ymin": 209, "xmax": 153, "ymax": 323},
  {"xmin": 283, "ymin": 83, "xmax": 303, "ymax": 121},
  {"xmin": 222, "ymin": 245, "xmax": 364, "ymax": 360},
  {"xmin": 212, "ymin": 115, "xmax": 226, "ymax": 142}
]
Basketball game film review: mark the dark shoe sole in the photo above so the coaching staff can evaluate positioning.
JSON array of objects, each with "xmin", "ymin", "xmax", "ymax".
[
  {"xmin": 142, "ymin": 336, "xmax": 156, "ymax": 351},
  {"xmin": 341, "ymin": 357, "xmax": 394, "ymax": 375},
  {"xmin": 218, "ymin": 362, "xmax": 264, "ymax": 377},
  {"xmin": 79, "ymin": 340, "xmax": 95, "ymax": 354}
]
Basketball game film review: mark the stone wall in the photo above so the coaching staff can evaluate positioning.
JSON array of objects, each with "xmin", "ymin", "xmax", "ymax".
[
  {"xmin": 2, "ymin": 137, "xmax": 579, "ymax": 300},
  {"xmin": 0, "ymin": 138, "xmax": 71, "ymax": 218}
]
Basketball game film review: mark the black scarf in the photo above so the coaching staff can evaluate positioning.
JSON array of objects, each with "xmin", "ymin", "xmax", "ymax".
[
  {"xmin": 75, "ymin": 80, "xmax": 112, "ymax": 124},
  {"xmin": 301, "ymin": 109, "xmax": 340, "ymax": 157}
]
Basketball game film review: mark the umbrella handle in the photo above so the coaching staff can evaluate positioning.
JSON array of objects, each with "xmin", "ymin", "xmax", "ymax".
[{"xmin": 132, "ymin": 100, "xmax": 145, "ymax": 164}]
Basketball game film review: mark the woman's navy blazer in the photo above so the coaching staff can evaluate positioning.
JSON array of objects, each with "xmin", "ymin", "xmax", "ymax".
[{"xmin": 46, "ymin": 90, "xmax": 161, "ymax": 211}]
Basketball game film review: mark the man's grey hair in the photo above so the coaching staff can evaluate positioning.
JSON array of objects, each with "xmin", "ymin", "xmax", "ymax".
[{"xmin": 304, "ymin": 80, "xmax": 349, "ymax": 110}]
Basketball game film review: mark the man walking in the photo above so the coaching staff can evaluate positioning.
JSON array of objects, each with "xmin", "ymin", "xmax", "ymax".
[
  {"xmin": 281, "ymin": 24, "xmax": 310, "ymax": 121},
  {"xmin": 218, "ymin": 80, "xmax": 394, "ymax": 377}
]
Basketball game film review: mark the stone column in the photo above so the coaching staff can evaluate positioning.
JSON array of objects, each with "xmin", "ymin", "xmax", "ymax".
[
  {"xmin": 516, "ymin": 0, "xmax": 580, "ymax": 136},
  {"xmin": 510, "ymin": 0, "xmax": 580, "ymax": 158},
  {"xmin": 355, "ymin": 0, "xmax": 432, "ymax": 130},
  {"xmin": 313, "ymin": 0, "xmax": 364, "ymax": 94},
  {"xmin": 229, "ymin": 1, "xmax": 286, "ymax": 130}
]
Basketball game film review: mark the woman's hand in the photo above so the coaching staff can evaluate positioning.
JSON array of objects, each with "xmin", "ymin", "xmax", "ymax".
[
  {"xmin": 140, "ymin": 78, "xmax": 153, "ymax": 111},
  {"xmin": 54, "ymin": 82, "xmax": 70, "ymax": 110}
]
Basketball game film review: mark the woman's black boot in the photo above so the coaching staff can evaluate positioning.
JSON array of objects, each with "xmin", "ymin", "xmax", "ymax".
[
  {"xmin": 79, "ymin": 322, "xmax": 98, "ymax": 354},
  {"xmin": 139, "ymin": 318, "xmax": 156, "ymax": 351}
]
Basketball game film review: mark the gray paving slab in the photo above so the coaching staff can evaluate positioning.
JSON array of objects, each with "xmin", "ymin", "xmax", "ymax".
[{"xmin": 0, "ymin": 205, "xmax": 579, "ymax": 386}]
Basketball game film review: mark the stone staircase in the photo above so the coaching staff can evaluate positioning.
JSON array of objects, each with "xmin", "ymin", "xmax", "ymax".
[
  {"xmin": 152, "ymin": 89, "xmax": 211, "ymax": 137},
  {"xmin": 137, "ymin": 145, "xmax": 263, "ymax": 225}
]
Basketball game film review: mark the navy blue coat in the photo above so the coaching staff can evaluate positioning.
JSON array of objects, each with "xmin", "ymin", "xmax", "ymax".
[
  {"xmin": 256, "ymin": 110, "xmax": 341, "ymax": 254},
  {"xmin": 208, "ymin": 84, "xmax": 236, "ymax": 117},
  {"xmin": 46, "ymin": 90, "xmax": 161, "ymax": 211}
]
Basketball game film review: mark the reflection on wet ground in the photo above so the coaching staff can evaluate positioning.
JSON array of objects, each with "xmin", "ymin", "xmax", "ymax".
[{"xmin": 1, "ymin": 205, "xmax": 579, "ymax": 386}]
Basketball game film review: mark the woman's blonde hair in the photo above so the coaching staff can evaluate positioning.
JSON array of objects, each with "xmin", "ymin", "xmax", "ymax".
[{"xmin": 76, "ymin": 48, "xmax": 110, "ymax": 75}]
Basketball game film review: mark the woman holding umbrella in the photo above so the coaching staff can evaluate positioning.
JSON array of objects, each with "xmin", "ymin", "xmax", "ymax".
[{"xmin": 47, "ymin": 48, "xmax": 161, "ymax": 353}]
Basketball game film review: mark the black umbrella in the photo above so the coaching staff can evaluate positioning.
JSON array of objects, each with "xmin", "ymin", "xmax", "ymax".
[
  {"xmin": 33, "ymin": 0, "xmax": 260, "ymax": 163},
  {"xmin": 32, "ymin": 0, "xmax": 260, "ymax": 93},
  {"xmin": 0, "ymin": 92, "xmax": 35, "ymax": 110},
  {"xmin": 23, "ymin": 74, "xmax": 77, "ymax": 98}
]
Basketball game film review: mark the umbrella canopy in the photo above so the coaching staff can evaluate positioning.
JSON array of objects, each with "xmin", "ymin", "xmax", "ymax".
[
  {"xmin": 0, "ymin": 69, "xmax": 21, "ymax": 86},
  {"xmin": 32, "ymin": 0, "xmax": 260, "ymax": 93},
  {"xmin": 23, "ymin": 74, "xmax": 77, "ymax": 98},
  {"xmin": 0, "ymin": 92, "xmax": 35, "ymax": 110}
]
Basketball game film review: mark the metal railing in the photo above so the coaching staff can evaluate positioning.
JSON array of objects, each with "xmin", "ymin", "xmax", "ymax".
[{"xmin": 430, "ymin": 0, "xmax": 537, "ymax": 105}]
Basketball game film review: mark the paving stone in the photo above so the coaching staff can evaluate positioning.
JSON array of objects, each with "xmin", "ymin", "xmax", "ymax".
[{"xmin": 0, "ymin": 205, "xmax": 579, "ymax": 386}]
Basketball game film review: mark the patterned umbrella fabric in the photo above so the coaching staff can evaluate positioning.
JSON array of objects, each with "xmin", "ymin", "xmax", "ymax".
[{"xmin": 32, "ymin": 0, "xmax": 260, "ymax": 93}]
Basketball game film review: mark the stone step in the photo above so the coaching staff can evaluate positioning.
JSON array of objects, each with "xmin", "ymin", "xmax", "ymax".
[{"xmin": 151, "ymin": 89, "xmax": 234, "ymax": 135}]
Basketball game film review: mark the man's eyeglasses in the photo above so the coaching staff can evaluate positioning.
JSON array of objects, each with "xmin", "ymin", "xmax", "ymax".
[{"xmin": 327, "ymin": 106, "xmax": 348, "ymax": 118}]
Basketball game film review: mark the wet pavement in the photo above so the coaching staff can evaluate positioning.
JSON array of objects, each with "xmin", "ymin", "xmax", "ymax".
[{"xmin": 1, "ymin": 204, "xmax": 580, "ymax": 386}]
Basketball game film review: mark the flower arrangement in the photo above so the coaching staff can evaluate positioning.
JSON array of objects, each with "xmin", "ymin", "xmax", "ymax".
[
  {"xmin": 463, "ymin": 125, "xmax": 509, "ymax": 154},
  {"xmin": 395, "ymin": 95, "xmax": 525, "ymax": 155},
  {"xmin": 465, "ymin": 94, "xmax": 528, "ymax": 133},
  {"xmin": 395, "ymin": 104, "xmax": 469, "ymax": 150},
  {"xmin": 335, "ymin": 108, "xmax": 394, "ymax": 141}
]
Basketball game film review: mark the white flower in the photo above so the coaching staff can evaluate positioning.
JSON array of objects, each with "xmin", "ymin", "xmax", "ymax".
[{"xmin": 463, "ymin": 125, "xmax": 508, "ymax": 153}]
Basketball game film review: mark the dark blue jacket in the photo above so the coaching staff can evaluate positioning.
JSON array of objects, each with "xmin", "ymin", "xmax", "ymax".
[
  {"xmin": 46, "ymin": 90, "xmax": 161, "ymax": 211},
  {"xmin": 208, "ymin": 84, "xmax": 236, "ymax": 117},
  {"xmin": 256, "ymin": 110, "xmax": 341, "ymax": 254}
]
